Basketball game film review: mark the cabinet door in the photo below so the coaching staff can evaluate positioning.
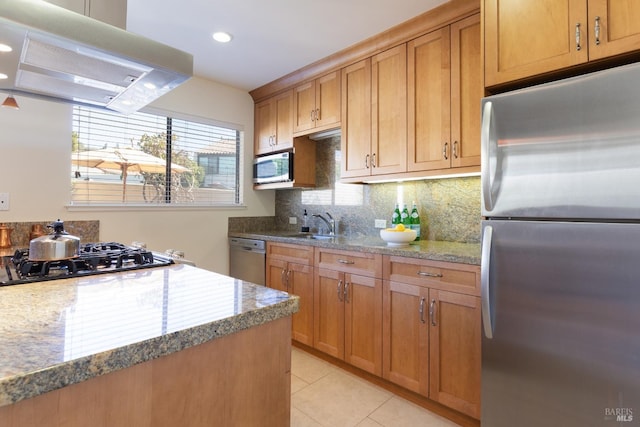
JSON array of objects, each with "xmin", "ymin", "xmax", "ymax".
[
  {"xmin": 382, "ymin": 281, "xmax": 429, "ymax": 396},
  {"xmin": 588, "ymin": 0, "xmax": 640, "ymax": 60},
  {"xmin": 344, "ymin": 273, "xmax": 383, "ymax": 375},
  {"xmin": 484, "ymin": 0, "xmax": 588, "ymax": 87},
  {"xmin": 450, "ymin": 14, "xmax": 482, "ymax": 169},
  {"xmin": 273, "ymin": 90, "xmax": 293, "ymax": 151},
  {"xmin": 341, "ymin": 59, "xmax": 372, "ymax": 178},
  {"xmin": 293, "ymin": 81, "xmax": 315, "ymax": 134},
  {"xmin": 408, "ymin": 27, "xmax": 451, "ymax": 172},
  {"xmin": 371, "ymin": 44, "xmax": 407, "ymax": 176},
  {"xmin": 254, "ymin": 98, "xmax": 275, "ymax": 155},
  {"xmin": 429, "ymin": 289, "xmax": 481, "ymax": 419},
  {"xmin": 266, "ymin": 258, "xmax": 288, "ymax": 292},
  {"xmin": 313, "ymin": 268, "xmax": 344, "ymax": 359},
  {"xmin": 290, "ymin": 263, "xmax": 314, "ymax": 346},
  {"xmin": 314, "ymin": 71, "xmax": 341, "ymax": 131}
]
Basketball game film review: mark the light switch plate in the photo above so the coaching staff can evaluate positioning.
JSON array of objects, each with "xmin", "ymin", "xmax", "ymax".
[
  {"xmin": 374, "ymin": 219, "xmax": 386, "ymax": 228},
  {"xmin": 0, "ymin": 193, "xmax": 8, "ymax": 211},
  {"xmin": 289, "ymin": 216, "xmax": 297, "ymax": 225}
]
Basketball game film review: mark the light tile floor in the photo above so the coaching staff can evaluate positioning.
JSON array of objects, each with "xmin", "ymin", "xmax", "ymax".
[{"xmin": 290, "ymin": 347, "xmax": 461, "ymax": 427}]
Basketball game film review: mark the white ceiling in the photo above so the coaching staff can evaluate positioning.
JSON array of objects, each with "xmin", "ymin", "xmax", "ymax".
[{"xmin": 126, "ymin": 0, "xmax": 449, "ymax": 92}]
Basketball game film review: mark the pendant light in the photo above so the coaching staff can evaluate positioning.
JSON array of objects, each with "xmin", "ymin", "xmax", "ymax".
[{"xmin": 1, "ymin": 94, "xmax": 19, "ymax": 110}]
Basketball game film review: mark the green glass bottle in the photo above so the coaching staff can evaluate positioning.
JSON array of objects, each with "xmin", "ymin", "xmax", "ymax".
[
  {"xmin": 401, "ymin": 204, "xmax": 410, "ymax": 226},
  {"xmin": 410, "ymin": 202, "xmax": 420, "ymax": 241},
  {"xmin": 391, "ymin": 203, "xmax": 401, "ymax": 225}
]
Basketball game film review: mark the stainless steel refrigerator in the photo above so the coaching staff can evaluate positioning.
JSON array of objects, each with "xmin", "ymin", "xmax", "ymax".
[{"xmin": 481, "ymin": 62, "xmax": 640, "ymax": 426}]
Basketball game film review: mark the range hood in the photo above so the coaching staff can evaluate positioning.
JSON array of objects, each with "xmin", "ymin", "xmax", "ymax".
[{"xmin": 0, "ymin": 0, "xmax": 193, "ymax": 114}]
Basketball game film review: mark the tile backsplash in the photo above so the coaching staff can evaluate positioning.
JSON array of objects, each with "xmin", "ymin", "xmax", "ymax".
[{"xmin": 273, "ymin": 137, "xmax": 481, "ymax": 243}]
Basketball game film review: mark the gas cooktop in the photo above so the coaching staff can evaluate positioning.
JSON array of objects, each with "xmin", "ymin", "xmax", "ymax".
[{"xmin": 1, "ymin": 242, "xmax": 174, "ymax": 286}]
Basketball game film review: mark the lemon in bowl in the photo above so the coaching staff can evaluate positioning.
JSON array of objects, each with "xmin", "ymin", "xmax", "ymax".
[{"xmin": 380, "ymin": 224, "xmax": 417, "ymax": 246}]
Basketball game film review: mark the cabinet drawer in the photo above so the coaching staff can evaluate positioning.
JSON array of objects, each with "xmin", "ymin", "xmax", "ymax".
[
  {"xmin": 315, "ymin": 248, "xmax": 382, "ymax": 278},
  {"xmin": 266, "ymin": 242, "xmax": 314, "ymax": 265},
  {"xmin": 384, "ymin": 255, "xmax": 479, "ymax": 295}
]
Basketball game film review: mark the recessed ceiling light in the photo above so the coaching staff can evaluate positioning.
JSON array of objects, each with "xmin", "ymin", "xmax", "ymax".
[
  {"xmin": 212, "ymin": 32, "xmax": 232, "ymax": 43},
  {"xmin": 0, "ymin": 44, "xmax": 12, "ymax": 52}
]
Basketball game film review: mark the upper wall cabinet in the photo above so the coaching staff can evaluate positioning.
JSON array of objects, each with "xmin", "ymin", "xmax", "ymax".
[
  {"xmin": 408, "ymin": 14, "xmax": 481, "ymax": 172},
  {"xmin": 254, "ymin": 90, "xmax": 294, "ymax": 155},
  {"xmin": 341, "ymin": 45, "xmax": 408, "ymax": 179},
  {"xmin": 484, "ymin": 0, "xmax": 640, "ymax": 87},
  {"xmin": 293, "ymin": 71, "xmax": 341, "ymax": 136}
]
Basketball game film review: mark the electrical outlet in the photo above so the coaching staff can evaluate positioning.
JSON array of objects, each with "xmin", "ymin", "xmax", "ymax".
[
  {"xmin": 0, "ymin": 193, "xmax": 8, "ymax": 211},
  {"xmin": 289, "ymin": 216, "xmax": 297, "ymax": 225},
  {"xmin": 374, "ymin": 219, "xmax": 387, "ymax": 229}
]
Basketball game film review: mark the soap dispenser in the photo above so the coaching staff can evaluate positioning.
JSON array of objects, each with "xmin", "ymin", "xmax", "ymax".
[{"xmin": 301, "ymin": 209, "xmax": 310, "ymax": 232}]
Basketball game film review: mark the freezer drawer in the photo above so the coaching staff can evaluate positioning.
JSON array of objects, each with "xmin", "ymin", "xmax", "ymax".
[{"xmin": 481, "ymin": 220, "xmax": 640, "ymax": 427}]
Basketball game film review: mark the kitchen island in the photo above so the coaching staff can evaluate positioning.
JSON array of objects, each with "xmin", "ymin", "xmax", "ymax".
[{"xmin": 0, "ymin": 263, "xmax": 298, "ymax": 426}]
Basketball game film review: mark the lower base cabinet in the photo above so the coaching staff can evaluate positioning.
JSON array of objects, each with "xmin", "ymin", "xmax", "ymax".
[
  {"xmin": 314, "ymin": 248, "xmax": 383, "ymax": 376},
  {"xmin": 383, "ymin": 255, "xmax": 481, "ymax": 419},
  {"xmin": 266, "ymin": 242, "xmax": 481, "ymax": 420},
  {"xmin": 266, "ymin": 242, "xmax": 314, "ymax": 346}
]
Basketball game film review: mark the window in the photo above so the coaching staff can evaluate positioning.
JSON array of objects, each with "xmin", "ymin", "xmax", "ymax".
[{"xmin": 71, "ymin": 106, "xmax": 242, "ymax": 206}]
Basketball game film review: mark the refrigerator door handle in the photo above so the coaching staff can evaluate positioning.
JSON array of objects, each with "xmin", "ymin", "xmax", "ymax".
[
  {"xmin": 481, "ymin": 101, "xmax": 500, "ymax": 212},
  {"xmin": 481, "ymin": 225, "xmax": 494, "ymax": 339}
]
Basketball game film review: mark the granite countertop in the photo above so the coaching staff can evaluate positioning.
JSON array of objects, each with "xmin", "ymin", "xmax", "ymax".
[
  {"xmin": 229, "ymin": 231, "xmax": 481, "ymax": 265},
  {"xmin": 0, "ymin": 264, "xmax": 298, "ymax": 407}
]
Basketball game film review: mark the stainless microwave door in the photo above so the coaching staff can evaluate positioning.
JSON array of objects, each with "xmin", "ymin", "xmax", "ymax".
[
  {"xmin": 481, "ymin": 62, "xmax": 640, "ymax": 220},
  {"xmin": 481, "ymin": 220, "xmax": 640, "ymax": 427}
]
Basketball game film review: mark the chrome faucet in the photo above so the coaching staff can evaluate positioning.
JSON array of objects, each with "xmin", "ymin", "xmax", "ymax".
[{"xmin": 313, "ymin": 212, "xmax": 335, "ymax": 236}]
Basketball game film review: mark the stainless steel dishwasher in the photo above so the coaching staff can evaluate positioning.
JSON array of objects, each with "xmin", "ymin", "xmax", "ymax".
[{"xmin": 228, "ymin": 237, "xmax": 266, "ymax": 286}]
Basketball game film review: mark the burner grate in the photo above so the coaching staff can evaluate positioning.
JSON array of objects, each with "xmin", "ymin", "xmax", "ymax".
[{"xmin": 0, "ymin": 242, "xmax": 174, "ymax": 286}]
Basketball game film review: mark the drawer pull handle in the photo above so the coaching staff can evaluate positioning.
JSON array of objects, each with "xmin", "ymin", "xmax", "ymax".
[
  {"xmin": 417, "ymin": 271, "xmax": 443, "ymax": 278},
  {"xmin": 575, "ymin": 22, "xmax": 582, "ymax": 51},
  {"xmin": 419, "ymin": 297, "xmax": 426, "ymax": 324},
  {"xmin": 338, "ymin": 259, "xmax": 355, "ymax": 265},
  {"xmin": 337, "ymin": 280, "xmax": 343, "ymax": 302},
  {"xmin": 344, "ymin": 282, "xmax": 350, "ymax": 303},
  {"xmin": 594, "ymin": 16, "xmax": 601, "ymax": 45}
]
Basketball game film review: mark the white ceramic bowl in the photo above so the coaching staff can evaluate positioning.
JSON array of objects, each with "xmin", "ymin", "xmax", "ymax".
[{"xmin": 380, "ymin": 228, "xmax": 417, "ymax": 246}]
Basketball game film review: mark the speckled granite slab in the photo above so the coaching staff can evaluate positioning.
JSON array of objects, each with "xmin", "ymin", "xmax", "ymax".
[
  {"xmin": 0, "ymin": 265, "xmax": 298, "ymax": 407},
  {"xmin": 229, "ymin": 231, "xmax": 481, "ymax": 265}
]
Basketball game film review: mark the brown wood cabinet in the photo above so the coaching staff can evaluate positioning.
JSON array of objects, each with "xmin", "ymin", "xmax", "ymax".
[
  {"xmin": 341, "ymin": 45, "xmax": 408, "ymax": 179},
  {"xmin": 484, "ymin": 0, "xmax": 640, "ymax": 87},
  {"xmin": 266, "ymin": 242, "xmax": 314, "ymax": 345},
  {"xmin": 254, "ymin": 90, "xmax": 294, "ymax": 155},
  {"xmin": 293, "ymin": 71, "xmax": 341, "ymax": 136},
  {"xmin": 313, "ymin": 248, "xmax": 383, "ymax": 375},
  {"xmin": 408, "ymin": 14, "xmax": 481, "ymax": 172},
  {"xmin": 383, "ymin": 255, "xmax": 481, "ymax": 419}
]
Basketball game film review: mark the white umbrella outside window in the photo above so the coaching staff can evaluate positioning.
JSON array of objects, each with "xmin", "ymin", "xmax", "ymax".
[{"xmin": 72, "ymin": 147, "xmax": 189, "ymax": 202}]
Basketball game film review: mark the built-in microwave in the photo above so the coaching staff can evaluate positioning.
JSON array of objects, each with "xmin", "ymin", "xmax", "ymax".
[{"xmin": 253, "ymin": 151, "xmax": 294, "ymax": 184}]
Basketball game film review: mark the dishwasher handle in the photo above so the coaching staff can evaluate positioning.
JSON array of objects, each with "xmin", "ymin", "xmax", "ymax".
[{"xmin": 229, "ymin": 238, "xmax": 266, "ymax": 253}]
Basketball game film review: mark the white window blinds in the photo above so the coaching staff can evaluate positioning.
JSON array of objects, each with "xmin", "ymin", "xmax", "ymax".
[{"xmin": 71, "ymin": 106, "xmax": 241, "ymax": 206}]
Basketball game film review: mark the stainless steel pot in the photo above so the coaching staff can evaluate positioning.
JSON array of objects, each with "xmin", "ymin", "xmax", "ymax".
[{"xmin": 29, "ymin": 220, "xmax": 80, "ymax": 261}]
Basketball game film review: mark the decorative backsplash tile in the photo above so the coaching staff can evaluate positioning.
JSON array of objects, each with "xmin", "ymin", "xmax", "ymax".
[{"xmin": 273, "ymin": 137, "xmax": 481, "ymax": 243}]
